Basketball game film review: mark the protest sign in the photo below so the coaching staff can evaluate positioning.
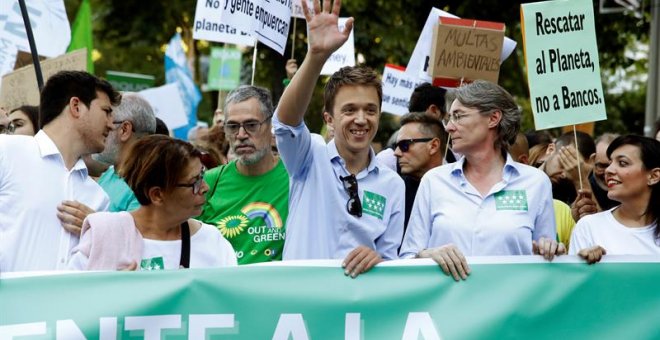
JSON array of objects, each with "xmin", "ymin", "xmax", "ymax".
[
  {"xmin": 217, "ymin": 0, "xmax": 292, "ymax": 55},
  {"xmin": 521, "ymin": 0, "xmax": 607, "ymax": 129},
  {"xmin": 106, "ymin": 71, "xmax": 155, "ymax": 92},
  {"xmin": 206, "ymin": 46, "xmax": 242, "ymax": 91},
  {"xmin": 406, "ymin": 8, "xmax": 516, "ymax": 83},
  {"xmin": 381, "ymin": 64, "xmax": 424, "ymax": 116},
  {"xmin": 0, "ymin": 49, "xmax": 86, "ymax": 110},
  {"xmin": 2, "ymin": 257, "xmax": 660, "ymax": 339},
  {"xmin": 3, "ymin": 0, "xmax": 70, "ymax": 58},
  {"xmin": 192, "ymin": 0, "xmax": 254, "ymax": 46},
  {"xmin": 320, "ymin": 18, "xmax": 355, "ymax": 75},
  {"xmin": 428, "ymin": 18, "xmax": 505, "ymax": 85},
  {"xmin": 0, "ymin": 0, "xmax": 18, "ymax": 91},
  {"xmin": 138, "ymin": 83, "xmax": 188, "ymax": 130}
]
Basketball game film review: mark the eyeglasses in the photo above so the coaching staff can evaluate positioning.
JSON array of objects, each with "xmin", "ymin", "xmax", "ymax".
[
  {"xmin": 224, "ymin": 116, "xmax": 272, "ymax": 135},
  {"xmin": 395, "ymin": 138, "xmax": 434, "ymax": 152},
  {"xmin": 176, "ymin": 167, "xmax": 206, "ymax": 195},
  {"xmin": 441, "ymin": 112, "xmax": 474, "ymax": 127},
  {"xmin": 340, "ymin": 174, "xmax": 362, "ymax": 217}
]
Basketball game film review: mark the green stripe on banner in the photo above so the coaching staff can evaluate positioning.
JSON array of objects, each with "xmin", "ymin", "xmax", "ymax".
[{"xmin": 2, "ymin": 259, "xmax": 660, "ymax": 339}]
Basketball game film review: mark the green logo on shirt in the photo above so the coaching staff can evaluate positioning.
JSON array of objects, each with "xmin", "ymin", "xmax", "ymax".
[
  {"xmin": 495, "ymin": 190, "xmax": 528, "ymax": 211},
  {"xmin": 141, "ymin": 257, "xmax": 165, "ymax": 271},
  {"xmin": 363, "ymin": 191, "xmax": 386, "ymax": 219}
]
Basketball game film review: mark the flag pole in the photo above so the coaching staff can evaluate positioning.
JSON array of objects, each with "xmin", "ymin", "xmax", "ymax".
[{"xmin": 18, "ymin": 0, "xmax": 44, "ymax": 92}]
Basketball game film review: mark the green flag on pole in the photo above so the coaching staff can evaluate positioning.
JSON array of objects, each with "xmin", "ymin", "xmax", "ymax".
[{"xmin": 67, "ymin": 0, "xmax": 94, "ymax": 74}]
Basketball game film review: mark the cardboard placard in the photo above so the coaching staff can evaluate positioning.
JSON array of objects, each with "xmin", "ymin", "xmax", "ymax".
[
  {"xmin": 429, "ymin": 17, "xmax": 505, "ymax": 85},
  {"xmin": 521, "ymin": 0, "xmax": 607, "ymax": 129},
  {"xmin": 0, "ymin": 49, "xmax": 87, "ymax": 110}
]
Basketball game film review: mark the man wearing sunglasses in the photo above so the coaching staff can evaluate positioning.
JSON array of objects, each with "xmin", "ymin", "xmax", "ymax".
[
  {"xmin": 93, "ymin": 93, "xmax": 157, "ymax": 212},
  {"xmin": 393, "ymin": 112, "xmax": 447, "ymax": 229},
  {"xmin": 273, "ymin": 0, "xmax": 404, "ymax": 278},
  {"xmin": 198, "ymin": 86, "xmax": 289, "ymax": 265}
]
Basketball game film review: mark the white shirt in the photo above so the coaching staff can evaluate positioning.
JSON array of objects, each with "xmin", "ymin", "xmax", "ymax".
[
  {"xmin": 0, "ymin": 131, "xmax": 110, "ymax": 272},
  {"xmin": 569, "ymin": 208, "xmax": 660, "ymax": 255},
  {"xmin": 400, "ymin": 154, "xmax": 556, "ymax": 258},
  {"xmin": 273, "ymin": 116, "xmax": 405, "ymax": 260},
  {"xmin": 68, "ymin": 221, "xmax": 237, "ymax": 270}
]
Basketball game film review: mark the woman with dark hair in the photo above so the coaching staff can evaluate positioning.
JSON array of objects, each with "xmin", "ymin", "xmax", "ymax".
[
  {"xmin": 9, "ymin": 105, "xmax": 39, "ymax": 136},
  {"xmin": 570, "ymin": 135, "xmax": 660, "ymax": 263},
  {"xmin": 400, "ymin": 80, "xmax": 561, "ymax": 281},
  {"xmin": 69, "ymin": 135, "xmax": 236, "ymax": 270}
]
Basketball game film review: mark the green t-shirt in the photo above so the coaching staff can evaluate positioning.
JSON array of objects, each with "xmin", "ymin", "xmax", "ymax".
[{"xmin": 198, "ymin": 160, "xmax": 289, "ymax": 264}]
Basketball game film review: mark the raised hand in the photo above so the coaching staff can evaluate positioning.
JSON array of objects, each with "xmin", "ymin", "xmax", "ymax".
[{"xmin": 302, "ymin": 0, "xmax": 354, "ymax": 58}]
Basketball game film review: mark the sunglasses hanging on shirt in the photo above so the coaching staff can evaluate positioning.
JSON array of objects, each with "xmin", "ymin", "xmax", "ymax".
[{"xmin": 340, "ymin": 174, "xmax": 362, "ymax": 217}]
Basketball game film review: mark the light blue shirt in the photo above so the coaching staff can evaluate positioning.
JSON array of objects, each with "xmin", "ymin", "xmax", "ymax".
[
  {"xmin": 273, "ymin": 115, "xmax": 405, "ymax": 260},
  {"xmin": 400, "ymin": 154, "xmax": 556, "ymax": 258},
  {"xmin": 98, "ymin": 166, "xmax": 141, "ymax": 212}
]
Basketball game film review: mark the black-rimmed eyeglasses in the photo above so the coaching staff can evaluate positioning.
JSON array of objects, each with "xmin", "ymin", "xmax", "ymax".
[
  {"xmin": 340, "ymin": 174, "xmax": 362, "ymax": 217},
  {"xmin": 395, "ymin": 138, "xmax": 434, "ymax": 152},
  {"xmin": 224, "ymin": 116, "xmax": 272, "ymax": 135},
  {"xmin": 176, "ymin": 167, "xmax": 206, "ymax": 195}
]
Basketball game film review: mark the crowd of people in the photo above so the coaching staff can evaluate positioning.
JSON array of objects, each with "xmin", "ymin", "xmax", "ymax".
[{"xmin": 1, "ymin": 0, "xmax": 659, "ymax": 281}]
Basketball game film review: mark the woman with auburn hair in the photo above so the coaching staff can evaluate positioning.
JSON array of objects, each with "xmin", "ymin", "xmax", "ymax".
[
  {"xmin": 400, "ymin": 80, "xmax": 562, "ymax": 281},
  {"xmin": 570, "ymin": 135, "xmax": 660, "ymax": 263},
  {"xmin": 69, "ymin": 135, "xmax": 236, "ymax": 270}
]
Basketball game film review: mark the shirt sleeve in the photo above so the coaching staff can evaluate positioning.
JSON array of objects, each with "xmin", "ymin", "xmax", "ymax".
[
  {"xmin": 399, "ymin": 175, "xmax": 433, "ymax": 259},
  {"xmin": 568, "ymin": 217, "xmax": 593, "ymax": 255},
  {"xmin": 532, "ymin": 175, "xmax": 557, "ymax": 241},
  {"xmin": 375, "ymin": 176, "xmax": 405, "ymax": 260},
  {"xmin": 272, "ymin": 110, "xmax": 314, "ymax": 179}
]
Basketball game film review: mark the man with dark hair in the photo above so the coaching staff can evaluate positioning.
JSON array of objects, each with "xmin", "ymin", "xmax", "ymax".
[
  {"xmin": 408, "ymin": 82, "xmax": 447, "ymax": 120},
  {"xmin": 198, "ymin": 85, "xmax": 289, "ymax": 264},
  {"xmin": 588, "ymin": 133, "xmax": 619, "ymax": 211},
  {"xmin": 377, "ymin": 82, "xmax": 453, "ymax": 170},
  {"xmin": 0, "ymin": 70, "xmax": 121, "ymax": 272},
  {"xmin": 393, "ymin": 112, "xmax": 447, "ymax": 229},
  {"xmin": 274, "ymin": 0, "xmax": 404, "ymax": 277}
]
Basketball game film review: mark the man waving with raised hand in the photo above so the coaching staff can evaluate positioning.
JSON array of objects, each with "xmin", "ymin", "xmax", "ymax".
[{"xmin": 274, "ymin": 0, "xmax": 405, "ymax": 278}]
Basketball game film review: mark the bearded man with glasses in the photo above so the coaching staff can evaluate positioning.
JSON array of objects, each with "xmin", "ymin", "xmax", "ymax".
[
  {"xmin": 197, "ymin": 86, "xmax": 289, "ymax": 265},
  {"xmin": 273, "ymin": 0, "xmax": 405, "ymax": 278}
]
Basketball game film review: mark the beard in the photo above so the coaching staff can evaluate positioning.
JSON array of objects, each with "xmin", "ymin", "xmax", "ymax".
[
  {"xmin": 93, "ymin": 133, "xmax": 119, "ymax": 165},
  {"xmin": 233, "ymin": 144, "xmax": 269, "ymax": 166},
  {"xmin": 552, "ymin": 178, "xmax": 577, "ymax": 205}
]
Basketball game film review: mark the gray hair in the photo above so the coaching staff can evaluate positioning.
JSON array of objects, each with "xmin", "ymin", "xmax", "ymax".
[
  {"xmin": 224, "ymin": 85, "xmax": 273, "ymax": 121},
  {"xmin": 113, "ymin": 92, "xmax": 157, "ymax": 135},
  {"xmin": 595, "ymin": 132, "xmax": 619, "ymax": 146},
  {"xmin": 450, "ymin": 80, "xmax": 521, "ymax": 151}
]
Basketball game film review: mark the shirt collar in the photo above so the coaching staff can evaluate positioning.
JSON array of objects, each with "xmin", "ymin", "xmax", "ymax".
[
  {"xmin": 34, "ymin": 130, "xmax": 89, "ymax": 173},
  {"xmin": 328, "ymin": 139, "xmax": 380, "ymax": 177},
  {"xmin": 450, "ymin": 152, "xmax": 521, "ymax": 182}
]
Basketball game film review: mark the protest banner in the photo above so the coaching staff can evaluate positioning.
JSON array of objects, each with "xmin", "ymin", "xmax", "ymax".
[
  {"xmin": 2, "ymin": 257, "xmax": 660, "ymax": 339},
  {"xmin": 138, "ymin": 83, "xmax": 188, "ymax": 130},
  {"xmin": 381, "ymin": 64, "xmax": 424, "ymax": 116},
  {"xmin": 521, "ymin": 0, "xmax": 607, "ymax": 129},
  {"xmin": 320, "ymin": 18, "xmax": 355, "ymax": 75},
  {"xmin": 428, "ymin": 18, "xmax": 505, "ymax": 86},
  {"xmin": 0, "ymin": 49, "xmax": 86, "ymax": 110},
  {"xmin": 192, "ymin": 0, "xmax": 254, "ymax": 46},
  {"xmin": 3, "ymin": 0, "xmax": 70, "ymax": 58},
  {"xmin": 106, "ymin": 71, "xmax": 155, "ymax": 92},
  {"xmin": 406, "ymin": 8, "xmax": 516, "ymax": 83},
  {"xmin": 217, "ymin": 0, "xmax": 292, "ymax": 55},
  {"xmin": 206, "ymin": 46, "xmax": 242, "ymax": 91},
  {"xmin": 0, "ymin": 0, "xmax": 18, "ymax": 90}
]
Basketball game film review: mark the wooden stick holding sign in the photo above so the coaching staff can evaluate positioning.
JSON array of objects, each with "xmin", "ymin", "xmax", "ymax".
[{"xmin": 251, "ymin": 39, "xmax": 258, "ymax": 86}]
